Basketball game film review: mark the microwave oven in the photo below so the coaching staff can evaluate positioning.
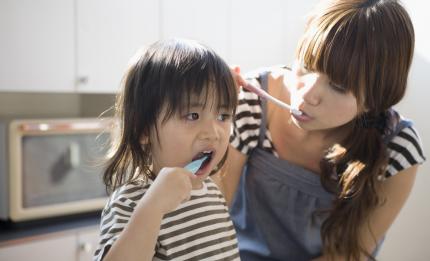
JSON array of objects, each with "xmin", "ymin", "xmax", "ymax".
[{"xmin": 0, "ymin": 118, "xmax": 113, "ymax": 222}]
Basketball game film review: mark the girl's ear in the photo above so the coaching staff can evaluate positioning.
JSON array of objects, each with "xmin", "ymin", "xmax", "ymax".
[
  {"xmin": 140, "ymin": 135, "xmax": 149, "ymax": 145},
  {"xmin": 357, "ymin": 101, "xmax": 369, "ymax": 114}
]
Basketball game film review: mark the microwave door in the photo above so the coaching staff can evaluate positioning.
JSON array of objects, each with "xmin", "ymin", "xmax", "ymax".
[
  {"xmin": 9, "ymin": 119, "xmax": 111, "ymax": 221},
  {"xmin": 21, "ymin": 133, "xmax": 109, "ymax": 208}
]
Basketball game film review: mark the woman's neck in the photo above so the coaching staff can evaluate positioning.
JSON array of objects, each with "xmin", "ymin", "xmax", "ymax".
[{"xmin": 288, "ymin": 120, "xmax": 350, "ymax": 146}]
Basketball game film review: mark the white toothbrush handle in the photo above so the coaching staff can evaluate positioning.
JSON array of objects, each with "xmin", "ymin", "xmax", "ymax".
[{"xmin": 243, "ymin": 82, "xmax": 302, "ymax": 116}]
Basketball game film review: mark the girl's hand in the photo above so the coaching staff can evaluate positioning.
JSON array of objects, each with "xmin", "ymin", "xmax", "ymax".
[
  {"xmin": 142, "ymin": 167, "xmax": 197, "ymax": 215},
  {"xmin": 102, "ymin": 167, "xmax": 197, "ymax": 261},
  {"xmin": 230, "ymin": 65, "xmax": 247, "ymax": 91}
]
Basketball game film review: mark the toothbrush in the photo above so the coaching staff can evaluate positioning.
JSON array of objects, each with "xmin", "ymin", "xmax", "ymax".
[
  {"xmin": 184, "ymin": 155, "xmax": 208, "ymax": 175},
  {"xmin": 242, "ymin": 82, "xmax": 302, "ymax": 116}
]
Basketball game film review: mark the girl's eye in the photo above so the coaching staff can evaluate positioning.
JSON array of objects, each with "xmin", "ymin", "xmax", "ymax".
[
  {"xmin": 217, "ymin": 113, "xmax": 232, "ymax": 122},
  {"xmin": 186, "ymin": 112, "xmax": 199, "ymax": 121},
  {"xmin": 329, "ymin": 81, "xmax": 346, "ymax": 93}
]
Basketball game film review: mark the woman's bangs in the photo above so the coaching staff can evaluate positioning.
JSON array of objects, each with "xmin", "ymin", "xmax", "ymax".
[{"xmin": 298, "ymin": 12, "xmax": 365, "ymax": 99}]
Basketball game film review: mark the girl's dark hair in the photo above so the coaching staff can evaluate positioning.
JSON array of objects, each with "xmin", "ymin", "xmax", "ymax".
[
  {"xmin": 296, "ymin": 0, "xmax": 414, "ymax": 260},
  {"xmin": 104, "ymin": 39, "xmax": 237, "ymax": 192}
]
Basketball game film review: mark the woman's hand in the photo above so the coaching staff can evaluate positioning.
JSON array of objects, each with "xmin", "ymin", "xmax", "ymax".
[{"xmin": 230, "ymin": 65, "xmax": 247, "ymax": 91}]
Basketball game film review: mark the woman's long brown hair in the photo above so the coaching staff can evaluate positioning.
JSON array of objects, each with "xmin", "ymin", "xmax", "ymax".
[{"xmin": 296, "ymin": 0, "xmax": 414, "ymax": 260}]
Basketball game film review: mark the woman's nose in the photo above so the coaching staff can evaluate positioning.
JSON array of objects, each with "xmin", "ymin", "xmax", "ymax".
[{"xmin": 298, "ymin": 74, "xmax": 321, "ymax": 106}]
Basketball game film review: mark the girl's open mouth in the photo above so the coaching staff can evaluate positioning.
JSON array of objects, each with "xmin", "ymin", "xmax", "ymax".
[{"xmin": 191, "ymin": 150, "xmax": 213, "ymax": 175}]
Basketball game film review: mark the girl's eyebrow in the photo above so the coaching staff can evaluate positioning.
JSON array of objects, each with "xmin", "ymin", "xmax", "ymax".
[
  {"xmin": 185, "ymin": 102, "xmax": 230, "ymax": 110},
  {"xmin": 189, "ymin": 102, "xmax": 204, "ymax": 107}
]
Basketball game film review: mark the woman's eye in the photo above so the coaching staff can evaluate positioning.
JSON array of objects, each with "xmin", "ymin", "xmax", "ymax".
[
  {"xmin": 302, "ymin": 65, "xmax": 311, "ymax": 73},
  {"xmin": 186, "ymin": 112, "xmax": 199, "ymax": 121},
  {"xmin": 329, "ymin": 81, "xmax": 346, "ymax": 93},
  {"xmin": 217, "ymin": 113, "xmax": 232, "ymax": 121},
  {"xmin": 297, "ymin": 65, "xmax": 313, "ymax": 76}
]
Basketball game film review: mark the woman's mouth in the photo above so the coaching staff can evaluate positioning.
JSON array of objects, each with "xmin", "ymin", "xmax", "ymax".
[{"xmin": 292, "ymin": 110, "xmax": 313, "ymax": 122}]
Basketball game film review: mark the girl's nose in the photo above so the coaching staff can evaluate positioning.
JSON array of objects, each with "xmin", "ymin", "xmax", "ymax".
[{"xmin": 199, "ymin": 121, "xmax": 220, "ymax": 141}]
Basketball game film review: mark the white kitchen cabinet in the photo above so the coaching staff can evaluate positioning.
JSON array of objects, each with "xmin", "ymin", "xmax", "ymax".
[
  {"xmin": 0, "ymin": 0, "xmax": 159, "ymax": 93},
  {"xmin": 0, "ymin": 232, "xmax": 76, "ymax": 261},
  {"xmin": 0, "ymin": 0, "xmax": 299, "ymax": 93},
  {"xmin": 230, "ymin": 0, "xmax": 320, "ymax": 73},
  {"xmin": 160, "ymin": 0, "xmax": 296, "ymax": 73},
  {"xmin": 76, "ymin": 227, "xmax": 100, "ymax": 261},
  {"xmin": 76, "ymin": 0, "xmax": 159, "ymax": 93},
  {"xmin": 0, "ymin": 226, "xmax": 99, "ymax": 261},
  {"xmin": 0, "ymin": 0, "xmax": 76, "ymax": 92},
  {"xmin": 230, "ymin": 0, "xmax": 288, "ymax": 72},
  {"xmin": 160, "ymin": 0, "xmax": 231, "ymax": 61}
]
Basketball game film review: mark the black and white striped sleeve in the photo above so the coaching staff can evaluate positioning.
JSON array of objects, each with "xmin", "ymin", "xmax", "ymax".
[
  {"xmin": 385, "ymin": 126, "xmax": 426, "ymax": 177},
  {"xmin": 93, "ymin": 183, "xmax": 147, "ymax": 261},
  {"xmin": 230, "ymin": 79, "xmax": 263, "ymax": 156}
]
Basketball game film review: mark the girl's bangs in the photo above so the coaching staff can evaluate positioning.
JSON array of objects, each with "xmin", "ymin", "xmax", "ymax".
[
  {"xmin": 162, "ymin": 67, "xmax": 237, "ymax": 122},
  {"xmin": 180, "ymin": 80, "xmax": 236, "ymax": 113}
]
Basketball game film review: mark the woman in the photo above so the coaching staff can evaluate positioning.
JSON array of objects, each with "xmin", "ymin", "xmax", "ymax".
[{"xmin": 220, "ymin": 0, "xmax": 426, "ymax": 260}]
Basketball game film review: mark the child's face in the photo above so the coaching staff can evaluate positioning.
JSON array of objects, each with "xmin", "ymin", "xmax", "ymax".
[
  {"xmin": 149, "ymin": 92, "xmax": 233, "ymax": 183},
  {"xmin": 287, "ymin": 61, "xmax": 359, "ymax": 131}
]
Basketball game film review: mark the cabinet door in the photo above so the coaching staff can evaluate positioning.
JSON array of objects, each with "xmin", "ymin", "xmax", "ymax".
[
  {"xmin": 76, "ymin": 0, "xmax": 159, "ymax": 93},
  {"xmin": 161, "ymin": 0, "xmax": 231, "ymax": 62},
  {"xmin": 77, "ymin": 227, "xmax": 100, "ymax": 261},
  {"xmin": 230, "ymin": 0, "xmax": 287, "ymax": 72},
  {"xmin": 0, "ymin": 233, "xmax": 76, "ymax": 261},
  {"xmin": 0, "ymin": 0, "xmax": 75, "ymax": 92},
  {"xmin": 230, "ymin": 0, "xmax": 319, "ymax": 73}
]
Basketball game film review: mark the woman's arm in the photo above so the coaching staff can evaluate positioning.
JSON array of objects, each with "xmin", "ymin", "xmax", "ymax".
[
  {"xmin": 212, "ymin": 65, "xmax": 261, "ymax": 205},
  {"xmin": 312, "ymin": 165, "xmax": 419, "ymax": 261}
]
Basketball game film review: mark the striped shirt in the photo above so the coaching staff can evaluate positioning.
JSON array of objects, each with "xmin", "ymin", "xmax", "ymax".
[
  {"xmin": 94, "ymin": 178, "xmax": 240, "ymax": 261},
  {"xmin": 230, "ymin": 80, "xmax": 426, "ymax": 178}
]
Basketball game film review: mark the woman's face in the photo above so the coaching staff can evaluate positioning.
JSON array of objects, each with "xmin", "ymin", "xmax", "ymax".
[{"xmin": 287, "ymin": 61, "xmax": 359, "ymax": 131}]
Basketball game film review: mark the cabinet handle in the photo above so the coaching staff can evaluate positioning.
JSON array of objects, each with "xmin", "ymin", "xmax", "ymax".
[
  {"xmin": 79, "ymin": 242, "xmax": 93, "ymax": 253},
  {"xmin": 77, "ymin": 76, "xmax": 89, "ymax": 85}
]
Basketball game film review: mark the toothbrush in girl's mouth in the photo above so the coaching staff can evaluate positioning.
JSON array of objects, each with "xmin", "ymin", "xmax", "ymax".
[
  {"xmin": 242, "ymin": 82, "xmax": 302, "ymax": 116},
  {"xmin": 184, "ymin": 155, "xmax": 209, "ymax": 175}
]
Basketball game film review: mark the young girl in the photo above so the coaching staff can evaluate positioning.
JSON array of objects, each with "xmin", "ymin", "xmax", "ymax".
[
  {"xmin": 222, "ymin": 0, "xmax": 426, "ymax": 260},
  {"xmin": 93, "ymin": 39, "xmax": 239, "ymax": 261}
]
